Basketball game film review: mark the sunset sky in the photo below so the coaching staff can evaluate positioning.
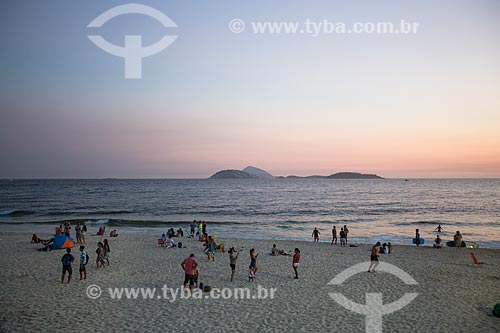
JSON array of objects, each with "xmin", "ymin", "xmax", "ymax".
[{"xmin": 1, "ymin": 0, "xmax": 499, "ymax": 178}]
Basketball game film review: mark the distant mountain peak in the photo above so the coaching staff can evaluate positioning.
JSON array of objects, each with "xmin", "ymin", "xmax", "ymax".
[{"xmin": 242, "ymin": 166, "xmax": 274, "ymax": 179}]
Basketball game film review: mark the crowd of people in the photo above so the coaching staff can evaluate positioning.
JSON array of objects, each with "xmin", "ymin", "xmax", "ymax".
[{"xmin": 33, "ymin": 219, "xmax": 473, "ymax": 286}]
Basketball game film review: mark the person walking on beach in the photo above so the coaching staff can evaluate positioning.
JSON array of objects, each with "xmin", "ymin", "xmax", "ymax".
[
  {"xmin": 312, "ymin": 228, "xmax": 320, "ymax": 242},
  {"xmin": 61, "ymin": 248, "xmax": 74, "ymax": 284},
  {"xmin": 331, "ymin": 226, "xmax": 337, "ymax": 245},
  {"xmin": 343, "ymin": 225, "xmax": 349, "ymax": 244},
  {"xmin": 339, "ymin": 228, "xmax": 346, "ymax": 247},
  {"xmin": 292, "ymin": 248, "xmax": 300, "ymax": 279},
  {"xmin": 435, "ymin": 224, "xmax": 443, "ymax": 233},
  {"xmin": 368, "ymin": 242, "xmax": 381, "ymax": 273},
  {"xmin": 250, "ymin": 248, "xmax": 258, "ymax": 278},
  {"xmin": 79, "ymin": 245, "xmax": 88, "ymax": 280},
  {"xmin": 229, "ymin": 247, "xmax": 239, "ymax": 282},
  {"xmin": 415, "ymin": 229, "xmax": 421, "ymax": 246},
  {"xmin": 181, "ymin": 253, "xmax": 198, "ymax": 291}
]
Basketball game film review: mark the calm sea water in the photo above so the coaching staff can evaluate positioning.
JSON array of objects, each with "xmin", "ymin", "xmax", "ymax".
[{"xmin": 0, "ymin": 179, "xmax": 499, "ymax": 247}]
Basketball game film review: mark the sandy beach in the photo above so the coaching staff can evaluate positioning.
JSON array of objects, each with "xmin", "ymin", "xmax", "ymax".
[{"xmin": 0, "ymin": 231, "xmax": 499, "ymax": 332}]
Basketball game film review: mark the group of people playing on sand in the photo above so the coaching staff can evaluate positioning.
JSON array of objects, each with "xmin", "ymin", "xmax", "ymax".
[
  {"xmin": 311, "ymin": 225, "xmax": 350, "ymax": 246},
  {"xmin": 180, "ymin": 243, "xmax": 302, "ymax": 290}
]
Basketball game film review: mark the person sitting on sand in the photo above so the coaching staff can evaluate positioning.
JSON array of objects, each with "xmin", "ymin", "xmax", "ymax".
[
  {"xmin": 109, "ymin": 229, "xmax": 118, "ymax": 237},
  {"xmin": 96, "ymin": 227, "xmax": 105, "ymax": 236},
  {"xmin": 339, "ymin": 228, "xmax": 347, "ymax": 247},
  {"xmin": 38, "ymin": 237, "xmax": 54, "ymax": 251},
  {"xmin": 167, "ymin": 228, "xmax": 175, "ymax": 238},
  {"xmin": 368, "ymin": 242, "xmax": 381, "ymax": 273},
  {"xmin": 434, "ymin": 235, "xmax": 442, "ymax": 248},
  {"xmin": 292, "ymin": 248, "xmax": 300, "ymax": 279},
  {"xmin": 166, "ymin": 236, "xmax": 175, "ymax": 249},
  {"xmin": 271, "ymin": 244, "xmax": 290, "ymax": 256},
  {"xmin": 55, "ymin": 225, "xmax": 63, "ymax": 235},
  {"xmin": 312, "ymin": 228, "xmax": 320, "ymax": 242},
  {"xmin": 31, "ymin": 234, "xmax": 41, "ymax": 243},
  {"xmin": 454, "ymin": 231, "xmax": 463, "ymax": 248}
]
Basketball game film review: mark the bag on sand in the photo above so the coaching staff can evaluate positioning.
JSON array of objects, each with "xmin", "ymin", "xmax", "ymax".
[{"xmin": 493, "ymin": 303, "xmax": 500, "ymax": 318}]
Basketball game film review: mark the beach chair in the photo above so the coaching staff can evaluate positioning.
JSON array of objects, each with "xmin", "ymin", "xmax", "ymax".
[{"xmin": 470, "ymin": 253, "xmax": 485, "ymax": 266}]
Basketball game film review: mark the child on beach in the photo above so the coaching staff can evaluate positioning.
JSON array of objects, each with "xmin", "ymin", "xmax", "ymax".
[
  {"xmin": 250, "ymin": 248, "xmax": 258, "ymax": 278},
  {"xmin": 292, "ymin": 248, "xmax": 300, "ymax": 279},
  {"xmin": 79, "ymin": 245, "xmax": 88, "ymax": 280},
  {"xmin": 312, "ymin": 228, "xmax": 320, "ymax": 242},
  {"xmin": 331, "ymin": 226, "xmax": 337, "ymax": 245},
  {"xmin": 229, "ymin": 247, "xmax": 239, "ymax": 282},
  {"xmin": 340, "ymin": 228, "xmax": 346, "ymax": 247},
  {"xmin": 368, "ymin": 242, "xmax": 381, "ymax": 273},
  {"xmin": 248, "ymin": 265, "xmax": 255, "ymax": 282},
  {"xmin": 75, "ymin": 223, "xmax": 81, "ymax": 243},
  {"xmin": 61, "ymin": 248, "xmax": 74, "ymax": 284},
  {"xmin": 193, "ymin": 267, "xmax": 199, "ymax": 288}
]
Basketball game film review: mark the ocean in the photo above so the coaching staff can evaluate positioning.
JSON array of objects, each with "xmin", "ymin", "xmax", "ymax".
[{"xmin": 0, "ymin": 178, "xmax": 499, "ymax": 247}]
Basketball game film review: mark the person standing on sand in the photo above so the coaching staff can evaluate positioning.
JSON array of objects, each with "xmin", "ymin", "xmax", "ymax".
[
  {"xmin": 190, "ymin": 220, "xmax": 196, "ymax": 237},
  {"xmin": 61, "ymin": 248, "xmax": 74, "ymax": 284},
  {"xmin": 202, "ymin": 221, "xmax": 207, "ymax": 234},
  {"xmin": 339, "ymin": 228, "xmax": 346, "ymax": 247},
  {"xmin": 312, "ymin": 228, "xmax": 320, "ymax": 242},
  {"xmin": 181, "ymin": 253, "xmax": 198, "ymax": 291},
  {"xmin": 103, "ymin": 239, "xmax": 110, "ymax": 266},
  {"xmin": 79, "ymin": 245, "xmax": 88, "ymax": 280},
  {"xmin": 292, "ymin": 248, "xmax": 300, "ymax": 279},
  {"xmin": 331, "ymin": 226, "xmax": 337, "ymax": 245},
  {"xmin": 415, "ymin": 229, "xmax": 421, "ymax": 246},
  {"xmin": 250, "ymin": 248, "xmax": 258, "ymax": 278},
  {"xmin": 343, "ymin": 225, "xmax": 349, "ymax": 244},
  {"xmin": 368, "ymin": 242, "xmax": 381, "ymax": 273},
  {"xmin": 229, "ymin": 247, "xmax": 239, "ymax": 281}
]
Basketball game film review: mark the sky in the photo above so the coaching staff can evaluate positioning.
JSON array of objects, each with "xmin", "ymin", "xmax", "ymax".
[{"xmin": 0, "ymin": 0, "xmax": 499, "ymax": 178}]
